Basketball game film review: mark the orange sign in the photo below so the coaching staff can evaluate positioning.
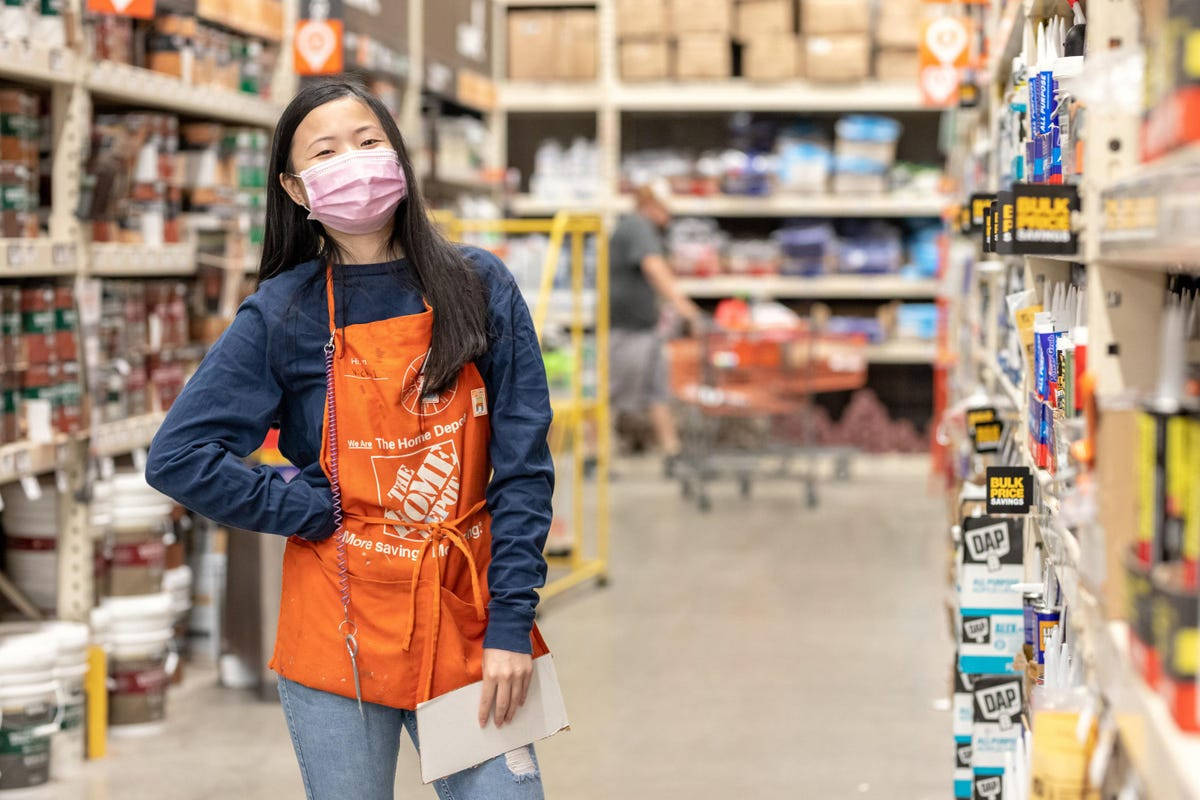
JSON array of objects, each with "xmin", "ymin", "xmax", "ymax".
[
  {"xmin": 86, "ymin": 0, "xmax": 155, "ymax": 18},
  {"xmin": 293, "ymin": 18, "xmax": 344, "ymax": 76},
  {"xmin": 919, "ymin": 16, "xmax": 971, "ymax": 107}
]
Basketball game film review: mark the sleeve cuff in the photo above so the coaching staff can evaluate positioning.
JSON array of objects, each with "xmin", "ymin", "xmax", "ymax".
[
  {"xmin": 298, "ymin": 489, "xmax": 337, "ymax": 541},
  {"xmin": 484, "ymin": 605, "xmax": 535, "ymax": 654}
]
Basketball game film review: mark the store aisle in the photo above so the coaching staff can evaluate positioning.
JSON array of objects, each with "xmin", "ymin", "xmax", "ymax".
[{"xmin": 64, "ymin": 463, "xmax": 949, "ymax": 800}]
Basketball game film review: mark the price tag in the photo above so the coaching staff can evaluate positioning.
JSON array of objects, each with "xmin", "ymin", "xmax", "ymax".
[
  {"xmin": 132, "ymin": 448, "xmax": 147, "ymax": 472},
  {"xmin": 99, "ymin": 456, "xmax": 115, "ymax": 480},
  {"xmin": 0, "ymin": 451, "xmax": 14, "ymax": 480},
  {"xmin": 14, "ymin": 39, "xmax": 30, "ymax": 65},
  {"xmin": 55, "ymin": 469, "xmax": 68, "ymax": 494},
  {"xmin": 51, "ymin": 242, "xmax": 74, "ymax": 268},
  {"xmin": 7, "ymin": 242, "xmax": 24, "ymax": 268},
  {"xmin": 48, "ymin": 48, "xmax": 62, "ymax": 73},
  {"xmin": 20, "ymin": 474, "xmax": 42, "ymax": 502},
  {"xmin": 23, "ymin": 399, "xmax": 54, "ymax": 444}
]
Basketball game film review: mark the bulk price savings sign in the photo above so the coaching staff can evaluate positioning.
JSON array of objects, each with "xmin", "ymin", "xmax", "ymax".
[{"xmin": 985, "ymin": 466, "xmax": 1033, "ymax": 515}]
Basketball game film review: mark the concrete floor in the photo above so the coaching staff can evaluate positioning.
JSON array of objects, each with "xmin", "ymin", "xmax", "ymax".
[{"xmin": 49, "ymin": 459, "xmax": 951, "ymax": 800}]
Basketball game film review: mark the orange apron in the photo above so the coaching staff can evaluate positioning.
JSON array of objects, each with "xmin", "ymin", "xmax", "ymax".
[{"xmin": 269, "ymin": 266, "xmax": 549, "ymax": 710}]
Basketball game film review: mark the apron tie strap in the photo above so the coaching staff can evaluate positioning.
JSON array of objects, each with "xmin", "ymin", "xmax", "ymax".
[{"xmin": 344, "ymin": 499, "xmax": 488, "ymax": 702}]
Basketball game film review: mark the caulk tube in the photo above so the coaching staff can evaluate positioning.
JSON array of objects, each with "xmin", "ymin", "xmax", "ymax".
[
  {"xmin": 1038, "ymin": 26, "xmax": 1056, "ymax": 185},
  {"xmin": 1074, "ymin": 291, "xmax": 1088, "ymax": 414},
  {"xmin": 1048, "ymin": 19, "xmax": 1065, "ymax": 184}
]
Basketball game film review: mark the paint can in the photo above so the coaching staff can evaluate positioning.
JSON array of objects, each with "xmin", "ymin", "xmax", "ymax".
[
  {"xmin": 0, "ymin": 479, "xmax": 59, "ymax": 613},
  {"xmin": 101, "ymin": 593, "xmax": 175, "ymax": 734},
  {"xmin": 104, "ymin": 473, "xmax": 171, "ymax": 598},
  {"xmin": 0, "ymin": 633, "xmax": 59, "ymax": 792},
  {"xmin": 1034, "ymin": 604, "xmax": 1061, "ymax": 667}
]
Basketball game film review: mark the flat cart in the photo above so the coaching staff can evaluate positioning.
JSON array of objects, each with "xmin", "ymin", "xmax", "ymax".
[{"xmin": 667, "ymin": 324, "xmax": 868, "ymax": 511}]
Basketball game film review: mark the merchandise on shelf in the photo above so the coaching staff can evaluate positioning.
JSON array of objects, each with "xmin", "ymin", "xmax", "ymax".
[
  {"xmin": 0, "ymin": 0, "xmax": 65, "ymax": 47},
  {"xmin": 0, "ymin": 87, "xmax": 43, "ymax": 239},
  {"xmin": 667, "ymin": 217, "xmax": 725, "ymax": 277},
  {"xmin": 182, "ymin": 123, "xmax": 268, "ymax": 260},
  {"xmin": 527, "ymin": 139, "xmax": 603, "ymax": 203},
  {"xmin": 1142, "ymin": 1, "xmax": 1200, "ymax": 160},
  {"xmin": 431, "ymin": 115, "xmax": 494, "ymax": 186},
  {"xmin": 832, "ymin": 115, "xmax": 902, "ymax": 196},
  {"xmin": 82, "ymin": 112, "xmax": 183, "ymax": 246},
  {"xmin": 85, "ymin": 10, "xmax": 279, "ymax": 100},
  {"xmin": 507, "ymin": 9, "xmax": 597, "ymax": 82}
]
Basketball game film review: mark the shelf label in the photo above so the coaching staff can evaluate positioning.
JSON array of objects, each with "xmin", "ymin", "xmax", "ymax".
[
  {"xmin": 87, "ymin": 0, "xmax": 156, "ymax": 18},
  {"xmin": 968, "ymin": 193, "xmax": 996, "ymax": 232},
  {"xmin": 1012, "ymin": 183, "xmax": 1079, "ymax": 255},
  {"xmin": 986, "ymin": 466, "xmax": 1033, "ymax": 515},
  {"xmin": 972, "ymin": 421, "xmax": 1004, "ymax": 453}
]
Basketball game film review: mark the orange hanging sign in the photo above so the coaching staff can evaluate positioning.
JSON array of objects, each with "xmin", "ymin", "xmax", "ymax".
[
  {"xmin": 919, "ymin": 16, "xmax": 971, "ymax": 107},
  {"xmin": 86, "ymin": 0, "xmax": 155, "ymax": 18},
  {"xmin": 294, "ymin": 18, "xmax": 344, "ymax": 76}
]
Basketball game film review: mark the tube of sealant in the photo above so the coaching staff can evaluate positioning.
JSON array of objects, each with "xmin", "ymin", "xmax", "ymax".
[
  {"xmin": 1037, "ymin": 23, "xmax": 1056, "ymax": 185},
  {"xmin": 1029, "ymin": 23, "xmax": 1046, "ymax": 183},
  {"xmin": 1048, "ymin": 19, "xmax": 1065, "ymax": 184},
  {"xmin": 1074, "ymin": 291, "xmax": 1088, "ymax": 414}
]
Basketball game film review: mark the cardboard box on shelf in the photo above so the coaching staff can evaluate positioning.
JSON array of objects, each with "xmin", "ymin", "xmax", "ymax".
[
  {"xmin": 675, "ymin": 32, "xmax": 732, "ymax": 79},
  {"xmin": 617, "ymin": 0, "xmax": 670, "ymax": 37},
  {"xmin": 876, "ymin": 1, "xmax": 923, "ymax": 49},
  {"xmin": 875, "ymin": 48, "xmax": 920, "ymax": 81},
  {"xmin": 508, "ymin": 11, "xmax": 559, "ymax": 81},
  {"xmin": 801, "ymin": 0, "xmax": 870, "ymax": 35},
  {"xmin": 557, "ymin": 9, "xmax": 598, "ymax": 80},
  {"xmin": 620, "ymin": 38, "xmax": 673, "ymax": 81},
  {"xmin": 742, "ymin": 34, "xmax": 801, "ymax": 81},
  {"xmin": 806, "ymin": 33, "xmax": 870, "ymax": 82},
  {"xmin": 735, "ymin": 0, "xmax": 794, "ymax": 39},
  {"xmin": 670, "ymin": 0, "xmax": 731, "ymax": 33}
]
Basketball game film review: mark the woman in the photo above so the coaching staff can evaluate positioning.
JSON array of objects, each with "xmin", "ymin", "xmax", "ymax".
[{"xmin": 146, "ymin": 78, "xmax": 554, "ymax": 799}]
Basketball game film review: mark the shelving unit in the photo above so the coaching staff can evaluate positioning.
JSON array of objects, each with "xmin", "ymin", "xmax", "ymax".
[
  {"xmin": 89, "ymin": 243, "xmax": 199, "ymax": 277},
  {"xmin": 86, "ymin": 61, "xmax": 283, "ymax": 127},
  {"xmin": 949, "ymin": 0, "xmax": 1200, "ymax": 796},
  {"xmin": 677, "ymin": 275, "xmax": 941, "ymax": 300},
  {"xmin": 0, "ymin": 41, "xmax": 77, "ymax": 85},
  {"xmin": 0, "ymin": 239, "xmax": 80, "ymax": 277},
  {"xmin": 511, "ymin": 193, "xmax": 948, "ymax": 218}
]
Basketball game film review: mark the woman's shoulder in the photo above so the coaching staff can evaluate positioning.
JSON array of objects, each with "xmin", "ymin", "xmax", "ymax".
[
  {"xmin": 241, "ymin": 259, "xmax": 324, "ymax": 317},
  {"xmin": 458, "ymin": 245, "xmax": 517, "ymax": 292}
]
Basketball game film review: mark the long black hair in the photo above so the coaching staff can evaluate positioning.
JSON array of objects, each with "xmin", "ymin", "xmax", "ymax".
[{"xmin": 260, "ymin": 78, "xmax": 488, "ymax": 395}]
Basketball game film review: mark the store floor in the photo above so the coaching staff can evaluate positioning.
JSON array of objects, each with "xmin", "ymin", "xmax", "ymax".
[{"xmin": 60, "ymin": 458, "xmax": 950, "ymax": 800}]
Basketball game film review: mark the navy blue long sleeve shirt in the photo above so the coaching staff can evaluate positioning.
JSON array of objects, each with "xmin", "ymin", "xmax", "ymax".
[{"xmin": 145, "ymin": 248, "xmax": 554, "ymax": 653}]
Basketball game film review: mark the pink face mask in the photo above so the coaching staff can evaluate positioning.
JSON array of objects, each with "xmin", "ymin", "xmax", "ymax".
[{"xmin": 294, "ymin": 148, "xmax": 408, "ymax": 235}]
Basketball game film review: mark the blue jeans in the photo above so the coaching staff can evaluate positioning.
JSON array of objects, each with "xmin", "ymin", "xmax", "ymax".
[{"xmin": 276, "ymin": 676, "xmax": 545, "ymax": 800}]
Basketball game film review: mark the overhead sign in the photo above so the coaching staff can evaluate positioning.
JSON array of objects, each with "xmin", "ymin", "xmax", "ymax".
[
  {"xmin": 87, "ymin": 0, "xmax": 155, "ymax": 18},
  {"xmin": 295, "ymin": 18, "xmax": 345, "ymax": 75},
  {"xmin": 919, "ymin": 16, "xmax": 970, "ymax": 107}
]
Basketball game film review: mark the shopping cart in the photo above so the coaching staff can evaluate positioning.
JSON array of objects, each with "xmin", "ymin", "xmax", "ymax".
[{"xmin": 667, "ymin": 323, "xmax": 869, "ymax": 511}]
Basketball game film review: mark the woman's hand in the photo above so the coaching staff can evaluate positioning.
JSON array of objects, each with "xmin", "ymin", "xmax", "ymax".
[{"xmin": 477, "ymin": 648, "xmax": 533, "ymax": 728}]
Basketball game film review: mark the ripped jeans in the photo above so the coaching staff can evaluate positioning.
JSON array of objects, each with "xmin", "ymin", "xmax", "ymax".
[{"xmin": 277, "ymin": 676, "xmax": 544, "ymax": 800}]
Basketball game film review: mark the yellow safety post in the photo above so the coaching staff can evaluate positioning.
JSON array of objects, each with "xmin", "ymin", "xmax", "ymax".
[
  {"xmin": 85, "ymin": 644, "xmax": 107, "ymax": 759},
  {"xmin": 436, "ymin": 211, "xmax": 611, "ymax": 599}
]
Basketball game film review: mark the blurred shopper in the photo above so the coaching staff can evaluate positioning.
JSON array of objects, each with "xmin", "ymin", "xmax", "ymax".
[
  {"xmin": 146, "ymin": 79, "xmax": 553, "ymax": 800},
  {"xmin": 610, "ymin": 180, "xmax": 704, "ymax": 463}
]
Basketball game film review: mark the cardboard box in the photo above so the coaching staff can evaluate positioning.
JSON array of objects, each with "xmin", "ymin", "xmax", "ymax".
[
  {"xmin": 620, "ymin": 38, "xmax": 672, "ymax": 81},
  {"xmin": 876, "ymin": 1, "xmax": 923, "ymax": 49},
  {"xmin": 557, "ymin": 9, "xmax": 598, "ymax": 80},
  {"xmin": 875, "ymin": 48, "xmax": 920, "ymax": 81},
  {"xmin": 675, "ymin": 32, "xmax": 732, "ymax": 79},
  {"xmin": 670, "ymin": 0, "xmax": 731, "ymax": 33},
  {"xmin": 508, "ymin": 11, "xmax": 558, "ymax": 81},
  {"xmin": 742, "ymin": 34, "xmax": 800, "ymax": 81},
  {"xmin": 805, "ymin": 33, "xmax": 870, "ymax": 82},
  {"xmin": 735, "ymin": 0, "xmax": 793, "ymax": 39},
  {"xmin": 801, "ymin": 0, "xmax": 869, "ymax": 34},
  {"xmin": 617, "ymin": 0, "xmax": 670, "ymax": 37}
]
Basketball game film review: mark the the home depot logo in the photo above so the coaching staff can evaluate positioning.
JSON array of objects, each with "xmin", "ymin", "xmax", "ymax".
[
  {"xmin": 373, "ymin": 441, "xmax": 461, "ymax": 541},
  {"xmin": 401, "ymin": 353, "xmax": 458, "ymax": 415},
  {"xmin": 962, "ymin": 616, "xmax": 991, "ymax": 644},
  {"xmin": 974, "ymin": 774, "xmax": 1003, "ymax": 800}
]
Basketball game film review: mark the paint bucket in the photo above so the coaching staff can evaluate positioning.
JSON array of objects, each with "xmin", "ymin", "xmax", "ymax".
[
  {"xmin": 0, "ymin": 633, "xmax": 60, "ymax": 792},
  {"xmin": 104, "ymin": 473, "xmax": 171, "ymax": 598},
  {"xmin": 0, "ymin": 480, "xmax": 59, "ymax": 613},
  {"xmin": 101, "ymin": 594, "xmax": 175, "ymax": 734}
]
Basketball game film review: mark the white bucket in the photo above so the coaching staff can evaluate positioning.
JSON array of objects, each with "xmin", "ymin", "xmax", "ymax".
[
  {"xmin": 108, "ymin": 626, "xmax": 172, "ymax": 733},
  {"xmin": 163, "ymin": 566, "xmax": 192, "ymax": 618},
  {"xmin": 0, "ymin": 634, "xmax": 60, "ymax": 793},
  {"xmin": 99, "ymin": 594, "xmax": 174, "ymax": 635},
  {"xmin": 1, "ymin": 481, "xmax": 60, "ymax": 614}
]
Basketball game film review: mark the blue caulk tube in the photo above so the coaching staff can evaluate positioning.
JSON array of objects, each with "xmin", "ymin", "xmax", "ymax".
[{"xmin": 1034, "ymin": 310, "xmax": 1054, "ymax": 400}]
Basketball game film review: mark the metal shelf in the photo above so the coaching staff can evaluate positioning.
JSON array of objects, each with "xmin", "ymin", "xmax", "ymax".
[
  {"xmin": 497, "ymin": 82, "xmax": 602, "ymax": 112},
  {"xmin": 865, "ymin": 340, "xmax": 937, "ymax": 365},
  {"xmin": 677, "ymin": 275, "xmax": 942, "ymax": 300},
  {"xmin": 0, "ymin": 239, "xmax": 81, "ymax": 277},
  {"xmin": 90, "ymin": 413, "xmax": 167, "ymax": 459},
  {"xmin": 615, "ymin": 81, "xmax": 930, "ymax": 113},
  {"xmin": 0, "ymin": 39, "xmax": 77, "ymax": 86},
  {"xmin": 89, "ymin": 242, "xmax": 198, "ymax": 276},
  {"xmin": 0, "ymin": 437, "xmax": 70, "ymax": 486},
  {"xmin": 86, "ymin": 61, "xmax": 282, "ymax": 127}
]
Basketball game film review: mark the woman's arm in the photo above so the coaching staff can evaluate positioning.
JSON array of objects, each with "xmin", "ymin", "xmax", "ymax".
[
  {"xmin": 145, "ymin": 298, "xmax": 335, "ymax": 539},
  {"xmin": 475, "ymin": 262, "xmax": 555, "ymax": 654}
]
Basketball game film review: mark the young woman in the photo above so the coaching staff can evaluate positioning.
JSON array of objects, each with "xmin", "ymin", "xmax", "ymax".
[{"xmin": 146, "ymin": 78, "xmax": 554, "ymax": 800}]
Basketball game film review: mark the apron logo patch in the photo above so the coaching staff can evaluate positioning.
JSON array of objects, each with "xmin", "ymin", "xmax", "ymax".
[
  {"xmin": 374, "ymin": 441, "xmax": 462, "ymax": 543},
  {"xmin": 471, "ymin": 388, "xmax": 488, "ymax": 417},
  {"xmin": 401, "ymin": 353, "xmax": 458, "ymax": 416}
]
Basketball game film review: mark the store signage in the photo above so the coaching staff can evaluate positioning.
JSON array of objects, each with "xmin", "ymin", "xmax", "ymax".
[
  {"xmin": 1011, "ymin": 183, "xmax": 1079, "ymax": 255},
  {"xmin": 972, "ymin": 421, "xmax": 1004, "ymax": 453},
  {"xmin": 87, "ymin": 0, "xmax": 155, "ymax": 18},
  {"xmin": 295, "ymin": 18, "xmax": 345, "ymax": 75},
  {"xmin": 919, "ymin": 16, "xmax": 970, "ymax": 106},
  {"xmin": 986, "ymin": 466, "xmax": 1033, "ymax": 515},
  {"xmin": 968, "ymin": 193, "xmax": 996, "ymax": 232}
]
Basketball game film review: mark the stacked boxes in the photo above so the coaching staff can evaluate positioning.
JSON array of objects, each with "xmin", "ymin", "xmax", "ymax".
[
  {"xmin": 507, "ymin": 9, "xmax": 598, "ymax": 81},
  {"xmin": 736, "ymin": 0, "xmax": 800, "ymax": 82},
  {"xmin": 617, "ymin": 0, "xmax": 672, "ymax": 81},
  {"xmin": 672, "ymin": 0, "xmax": 732, "ymax": 80},
  {"xmin": 0, "ymin": 88, "xmax": 41, "ymax": 239},
  {"xmin": 802, "ymin": 0, "xmax": 870, "ymax": 83},
  {"xmin": 874, "ymin": 0, "xmax": 922, "ymax": 81}
]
